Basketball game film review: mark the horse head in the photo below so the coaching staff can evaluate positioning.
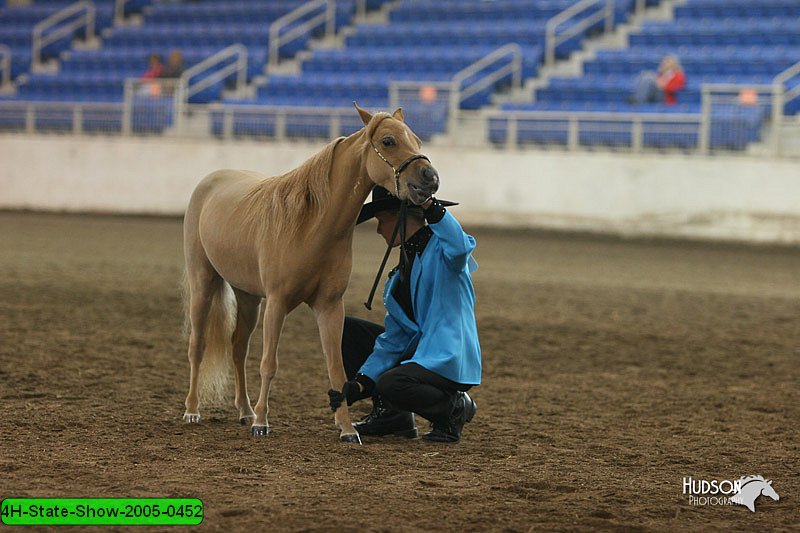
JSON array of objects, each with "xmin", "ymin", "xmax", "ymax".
[{"xmin": 355, "ymin": 102, "xmax": 439, "ymax": 206}]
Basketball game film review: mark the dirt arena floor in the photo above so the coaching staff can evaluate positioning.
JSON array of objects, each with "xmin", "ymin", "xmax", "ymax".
[{"xmin": 1, "ymin": 210, "xmax": 798, "ymax": 532}]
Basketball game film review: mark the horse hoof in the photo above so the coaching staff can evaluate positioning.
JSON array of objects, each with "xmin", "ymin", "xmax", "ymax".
[
  {"xmin": 183, "ymin": 413, "xmax": 200, "ymax": 424},
  {"xmin": 340, "ymin": 433, "xmax": 362, "ymax": 445},
  {"xmin": 251, "ymin": 425, "xmax": 269, "ymax": 437},
  {"xmin": 239, "ymin": 415, "xmax": 255, "ymax": 425}
]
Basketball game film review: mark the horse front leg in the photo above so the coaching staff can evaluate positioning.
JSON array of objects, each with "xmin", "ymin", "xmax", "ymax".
[
  {"xmin": 252, "ymin": 297, "xmax": 286, "ymax": 437},
  {"xmin": 314, "ymin": 299, "xmax": 361, "ymax": 444}
]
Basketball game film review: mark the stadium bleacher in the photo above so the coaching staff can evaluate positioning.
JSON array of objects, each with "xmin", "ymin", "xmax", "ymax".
[
  {"xmin": 246, "ymin": 0, "xmax": 613, "ymax": 108},
  {"xmin": 217, "ymin": 0, "xmax": 652, "ymax": 140},
  {"xmin": 0, "ymin": 0, "xmax": 117, "ymax": 81},
  {"xmin": 492, "ymin": 0, "xmax": 800, "ymax": 149},
  {"xmin": 0, "ymin": 0, "xmax": 797, "ymax": 151},
  {"xmin": 10, "ymin": 0, "xmax": 362, "ymax": 103}
]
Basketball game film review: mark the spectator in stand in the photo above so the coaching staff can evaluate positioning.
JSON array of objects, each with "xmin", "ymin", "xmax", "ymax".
[
  {"xmin": 161, "ymin": 49, "xmax": 185, "ymax": 78},
  {"xmin": 630, "ymin": 55, "xmax": 686, "ymax": 105},
  {"xmin": 141, "ymin": 53, "xmax": 164, "ymax": 79}
]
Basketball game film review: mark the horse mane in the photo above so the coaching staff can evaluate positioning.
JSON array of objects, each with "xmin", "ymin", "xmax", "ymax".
[
  {"xmin": 240, "ymin": 112, "xmax": 393, "ymax": 238},
  {"xmin": 242, "ymin": 136, "xmax": 345, "ymax": 238}
]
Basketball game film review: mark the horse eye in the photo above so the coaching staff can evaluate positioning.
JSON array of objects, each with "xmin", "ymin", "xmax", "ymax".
[{"xmin": 382, "ymin": 137, "xmax": 396, "ymax": 147}]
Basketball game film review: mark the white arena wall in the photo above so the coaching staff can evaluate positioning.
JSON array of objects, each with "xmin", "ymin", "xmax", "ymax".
[{"xmin": 1, "ymin": 134, "xmax": 799, "ymax": 244}]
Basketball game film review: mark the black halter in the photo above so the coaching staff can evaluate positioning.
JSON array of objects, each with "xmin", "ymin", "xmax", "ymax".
[
  {"xmin": 363, "ymin": 142, "xmax": 430, "ymax": 310},
  {"xmin": 369, "ymin": 140, "xmax": 431, "ymax": 198}
]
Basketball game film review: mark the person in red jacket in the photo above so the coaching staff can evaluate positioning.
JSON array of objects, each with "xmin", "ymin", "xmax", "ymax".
[
  {"xmin": 141, "ymin": 53, "xmax": 164, "ymax": 80},
  {"xmin": 631, "ymin": 55, "xmax": 686, "ymax": 105},
  {"xmin": 655, "ymin": 55, "xmax": 686, "ymax": 105}
]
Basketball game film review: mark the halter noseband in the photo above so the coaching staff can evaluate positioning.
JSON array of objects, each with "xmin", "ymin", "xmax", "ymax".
[{"xmin": 369, "ymin": 141, "xmax": 430, "ymax": 197}]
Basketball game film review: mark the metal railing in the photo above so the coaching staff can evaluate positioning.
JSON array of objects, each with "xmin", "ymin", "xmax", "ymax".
[
  {"xmin": 0, "ymin": 45, "xmax": 10, "ymax": 89},
  {"xmin": 207, "ymin": 103, "xmax": 360, "ymax": 140},
  {"xmin": 114, "ymin": 0, "xmax": 135, "ymax": 25},
  {"xmin": 32, "ymin": 0, "xmax": 96, "ymax": 70},
  {"xmin": 1, "ymin": 97, "xmax": 797, "ymax": 157},
  {"xmin": 771, "ymin": 61, "xmax": 800, "ymax": 155},
  {"xmin": 696, "ymin": 62, "xmax": 800, "ymax": 155},
  {"xmin": 121, "ymin": 77, "xmax": 178, "ymax": 135},
  {"xmin": 775, "ymin": 63, "xmax": 800, "ymax": 104},
  {"xmin": 545, "ymin": 0, "xmax": 614, "ymax": 68},
  {"xmin": 448, "ymin": 44, "xmax": 523, "ymax": 132},
  {"xmin": 268, "ymin": 0, "xmax": 336, "ymax": 70},
  {"xmin": 699, "ymin": 83, "xmax": 773, "ymax": 154},
  {"xmin": 0, "ymin": 100, "xmax": 123, "ymax": 135},
  {"xmin": 486, "ymin": 109, "xmax": 701, "ymax": 152},
  {"xmin": 173, "ymin": 45, "xmax": 248, "ymax": 133}
]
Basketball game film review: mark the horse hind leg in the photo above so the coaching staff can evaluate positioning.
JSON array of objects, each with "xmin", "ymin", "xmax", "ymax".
[
  {"xmin": 183, "ymin": 269, "xmax": 220, "ymax": 423},
  {"xmin": 183, "ymin": 267, "xmax": 235, "ymax": 423},
  {"xmin": 251, "ymin": 297, "xmax": 287, "ymax": 437},
  {"xmin": 231, "ymin": 288, "xmax": 261, "ymax": 425}
]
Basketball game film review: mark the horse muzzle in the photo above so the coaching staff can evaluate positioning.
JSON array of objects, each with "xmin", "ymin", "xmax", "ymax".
[{"xmin": 408, "ymin": 165, "xmax": 439, "ymax": 205}]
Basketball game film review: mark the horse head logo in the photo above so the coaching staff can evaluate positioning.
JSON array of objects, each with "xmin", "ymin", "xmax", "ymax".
[{"xmin": 730, "ymin": 475, "xmax": 779, "ymax": 512}]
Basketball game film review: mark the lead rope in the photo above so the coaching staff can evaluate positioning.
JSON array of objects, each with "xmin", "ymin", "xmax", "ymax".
[
  {"xmin": 364, "ymin": 199, "xmax": 408, "ymax": 310},
  {"xmin": 397, "ymin": 200, "xmax": 409, "ymax": 282}
]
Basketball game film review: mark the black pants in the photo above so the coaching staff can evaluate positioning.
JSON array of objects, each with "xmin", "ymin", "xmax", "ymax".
[{"xmin": 342, "ymin": 316, "xmax": 471, "ymax": 425}]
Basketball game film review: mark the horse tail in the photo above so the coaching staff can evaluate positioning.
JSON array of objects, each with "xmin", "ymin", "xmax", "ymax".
[{"xmin": 182, "ymin": 271, "xmax": 237, "ymax": 406}]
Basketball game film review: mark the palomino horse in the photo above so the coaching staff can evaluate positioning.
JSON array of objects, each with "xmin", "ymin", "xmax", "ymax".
[{"xmin": 182, "ymin": 104, "xmax": 439, "ymax": 442}]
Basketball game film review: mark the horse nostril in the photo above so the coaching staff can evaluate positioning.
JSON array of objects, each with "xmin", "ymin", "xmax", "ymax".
[{"xmin": 421, "ymin": 167, "xmax": 439, "ymax": 191}]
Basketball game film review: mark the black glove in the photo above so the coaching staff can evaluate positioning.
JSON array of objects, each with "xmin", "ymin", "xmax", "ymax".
[
  {"xmin": 327, "ymin": 375, "xmax": 375, "ymax": 411},
  {"xmin": 328, "ymin": 380, "xmax": 361, "ymax": 411},
  {"xmin": 423, "ymin": 198, "xmax": 446, "ymax": 224}
]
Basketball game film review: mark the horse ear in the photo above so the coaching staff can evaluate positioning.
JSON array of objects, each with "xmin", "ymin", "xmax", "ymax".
[
  {"xmin": 768, "ymin": 480, "xmax": 772, "ymax": 485},
  {"xmin": 354, "ymin": 102, "xmax": 373, "ymax": 125},
  {"xmin": 392, "ymin": 107, "xmax": 405, "ymax": 122}
]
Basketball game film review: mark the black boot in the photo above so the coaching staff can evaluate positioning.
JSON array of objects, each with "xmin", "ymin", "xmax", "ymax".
[
  {"xmin": 354, "ymin": 397, "xmax": 418, "ymax": 438},
  {"xmin": 423, "ymin": 391, "xmax": 477, "ymax": 443}
]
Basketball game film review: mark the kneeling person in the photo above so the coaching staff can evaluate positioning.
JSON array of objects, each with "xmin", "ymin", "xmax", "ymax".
[{"xmin": 329, "ymin": 186, "xmax": 481, "ymax": 443}]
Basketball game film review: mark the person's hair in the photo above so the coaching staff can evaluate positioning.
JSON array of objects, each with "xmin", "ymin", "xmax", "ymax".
[{"xmin": 663, "ymin": 54, "xmax": 681, "ymax": 71}]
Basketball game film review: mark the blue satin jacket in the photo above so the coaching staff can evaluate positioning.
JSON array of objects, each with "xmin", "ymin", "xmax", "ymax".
[{"xmin": 358, "ymin": 211, "xmax": 482, "ymax": 386}]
